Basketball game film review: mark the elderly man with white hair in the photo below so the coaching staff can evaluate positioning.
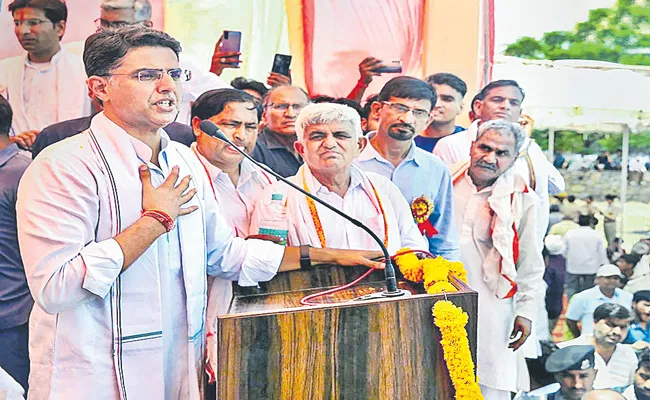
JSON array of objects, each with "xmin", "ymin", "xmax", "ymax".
[
  {"xmin": 250, "ymin": 103, "xmax": 427, "ymax": 254},
  {"xmin": 450, "ymin": 119, "xmax": 545, "ymax": 400}
]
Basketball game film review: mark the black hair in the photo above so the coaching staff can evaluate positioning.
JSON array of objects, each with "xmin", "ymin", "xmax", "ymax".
[
  {"xmin": 567, "ymin": 195, "xmax": 576, "ymax": 202},
  {"xmin": 425, "ymin": 72, "xmax": 467, "ymax": 98},
  {"xmin": 605, "ymin": 194, "xmax": 617, "ymax": 201},
  {"xmin": 378, "ymin": 76, "xmax": 437, "ymax": 111},
  {"xmin": 83, "ymin": 26, "xmax": 182, "ymax": 78},
  {"xmin": 634, "ymin": 290, "xmax": 650, "ymax": 304},
  {"xmin": 620, "ymin": 253, "xmax": 642, "ymax": 266},
  {"xmin": 586, "ymin": 195, "xmax": 593, "ymax": 201},
  {"xmin": 310, "ymin": 95, "xmax": 335, "ymax": 103},
  {"xmin": 479, "ymin": 79, "xmax": 525, "ymax": 101},
  {"xmin": 639, "ymin": 348, "xmax": 650, "ymax": 370},
  {"xmin": 9, "ymin": 0, "xmax": 67, "ymax": 24},
  {"xmin": 230, "ymin": 77, "xmax": 268, "ymax": 98},
  {"xmin": 593, "ymin": 303, "xmax": 631, "ymax": 323},
  {"xmin": 470, "ymin": 93, "xmax": 482, "ymax": 113},
  {"xmin": 0, "ymin": 95, "xmax": 12, "ymax": 136},
  {"xmin": 578, "ymin": 215, "xmax": 592, "ymax": 226},
  {"xmin": 362, "ymin": 94, "xmax": 379, "ymax": 119},
  {"xmin": 191, "ymin": 88, "xmax": 257, "ymax": 121}
]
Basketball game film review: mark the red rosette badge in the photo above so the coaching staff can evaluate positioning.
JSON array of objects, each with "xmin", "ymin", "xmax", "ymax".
[{"xmin": 411, "ymin": 195, "xmax": 438, "ymax": 237}]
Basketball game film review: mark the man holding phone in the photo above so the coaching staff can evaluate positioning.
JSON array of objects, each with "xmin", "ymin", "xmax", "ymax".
[{"xmin": 97, "ymin": 0, "xmax": 230, "ymax": 124}]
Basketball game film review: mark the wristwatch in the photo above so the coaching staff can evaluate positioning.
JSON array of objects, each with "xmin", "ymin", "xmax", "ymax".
[{"xmin": 299, "ymin": 244, "xmax": 313, "ymax": 270}]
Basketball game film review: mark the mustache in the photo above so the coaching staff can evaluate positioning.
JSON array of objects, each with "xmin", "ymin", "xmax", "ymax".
[
  {"xmin": 475, "ymin": 160, "xmax": 497, "ymax": 171},
  {"xmin": 390, "ymin": 123, "xmax": 415, "ymax": 133}
]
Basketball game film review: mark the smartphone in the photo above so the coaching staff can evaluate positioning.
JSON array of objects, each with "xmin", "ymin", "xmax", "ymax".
[
  {"xmin": 374, "ymin": 60, "xmax": 402, "ymax": 74},
  {"xmin": 271, "ymin": 54, "xmax": 292, "ymax": 77},
  {"xmin": 221, "ymin": 30, "xmax": 241, "ymax": 54}
]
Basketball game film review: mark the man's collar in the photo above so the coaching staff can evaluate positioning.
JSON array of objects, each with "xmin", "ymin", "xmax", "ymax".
[
  {"xmin": 24, "ymin": 47, "xmax": 63, "ymax": 67},
  {"xmin": 359, "ymin": 131, "xmax": 421, "ymax": 166},
  {"xmin": 94, "ymin": 113, "xmax": 170, "ymax": 164},
  {"xmin": 260, "ymin": 127, "xmax": 296, "ymax": 150},
  {"xmin": 302, "ymin": 164, "xmax": 363, "ymax": 196},
  {"xmin": 0, "ymin": 143, "xmax": 20, "ymax": 168}
]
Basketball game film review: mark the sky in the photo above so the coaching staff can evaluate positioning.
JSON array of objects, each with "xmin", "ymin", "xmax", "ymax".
[{"xmin": 494, "ymin": 0, "xmax": 618, "ymax": 54}]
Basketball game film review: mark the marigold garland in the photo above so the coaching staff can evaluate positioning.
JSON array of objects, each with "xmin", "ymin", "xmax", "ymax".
[
  {"xmin": 433, "ymin": 301, "xmax": 483, "ymax": 400},
  {"xmin": 393, "ymin": 249, "xmax": 468, "ymax": 295}
]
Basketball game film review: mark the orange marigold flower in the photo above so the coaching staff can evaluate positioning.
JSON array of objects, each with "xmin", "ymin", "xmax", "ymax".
[{"xmin": 427, "ymin": 281, "xmax": 457, "ymax": 294}]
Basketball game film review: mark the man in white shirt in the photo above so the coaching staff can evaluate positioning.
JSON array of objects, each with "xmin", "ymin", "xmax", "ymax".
[
  {"xmin": 451, "ymin": 119, "xmax": 545, "ymax": 399},
  {"xmin": 189, "ymin": 88, "xmax": 275, "ymax": 380},
  {"xmin": 0, "ymin": 0, "xmax": 90, "ymax": 148},
  {"xmin": 16, "ymin": 27, "xmax": 383, "ymax": 400},
  {"xmin": 565, "ymin": 215, "xmax": 610, "ymax": 299},
  {"xmin": 97, "ymin": 0, "xmax": 230, "ymax": 124},
  {"xmin": 565, "ymin": 264, "xmax": 633, "ymax": 337},
  {"xmin": 559, "ymin": 303, "xmax": 638, "ymax": 390},
  {"xmin": 434, "ymin": 79, "xmax": 565, "ymax": 244},
  {"xmin": 251, "ymin": 102, "xmax": 427, "ymax": 254}
]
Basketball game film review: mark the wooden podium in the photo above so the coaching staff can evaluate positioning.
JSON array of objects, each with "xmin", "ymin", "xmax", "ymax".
[{"xmin": 217, "ymin": 266, "xmax": 477, "ymax": 400}]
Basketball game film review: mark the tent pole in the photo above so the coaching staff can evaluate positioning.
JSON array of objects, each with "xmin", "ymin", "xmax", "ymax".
[
  {"xmin": 620, "ymin": 126, "xmax": 630, "ymax": 240},
  {"xmin": 547, "ymin": 128, "xmax": 555, "ymax": 161}
]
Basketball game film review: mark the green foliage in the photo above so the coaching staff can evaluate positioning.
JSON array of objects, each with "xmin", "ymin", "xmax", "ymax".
[
  {"xmin": 504, "ymin": 0, "xmax": 650, "ymax": 66},
  {"xmin": 532, "ymin": 129, "xmax": 650, "ymax": 153}
]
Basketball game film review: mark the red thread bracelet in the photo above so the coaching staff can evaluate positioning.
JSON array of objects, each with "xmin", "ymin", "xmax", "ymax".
[
  {"xmin": 357, "ymin": 79, "xmax": 369, "ymax": 88},
  {"xmin": 142, "ymin": 209, "xmax": 175, "ymax": 232}
]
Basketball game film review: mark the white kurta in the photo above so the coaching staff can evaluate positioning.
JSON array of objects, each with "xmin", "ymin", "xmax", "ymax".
[
  {"xmin": 176, "ymin": 54, "xmax": 230, "ymax": 125},
  {"xmin": 16, "ymin": 113, "xmax": 284, "ymax": 400},
  {"xmin": 191, "ymin": 144, "xmax": 276, "ymax": 382},
  {"xmin": 454, "ymin": 171, "xmax": 544, "ymax": 393},
  {"xmin": 0, "ymin": 48, "xmax": 91, "ymax": 135},
  {"xmin": 250, "ymin": 164, "xmax": 427, "ymax": 254},
  {"xmin": 435, "ymin": 120, "xmax": 565, "ymax": 244}
]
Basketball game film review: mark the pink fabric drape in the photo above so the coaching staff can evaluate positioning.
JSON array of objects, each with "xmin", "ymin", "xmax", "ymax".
[{"xmin": 302, "ymin": 0, "xmax": 425, "ymax": 100}]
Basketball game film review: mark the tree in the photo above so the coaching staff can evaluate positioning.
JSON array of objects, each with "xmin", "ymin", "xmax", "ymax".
[{"xmin": 505, "ymin": 0, "xmax": 650, "ymax": 66}]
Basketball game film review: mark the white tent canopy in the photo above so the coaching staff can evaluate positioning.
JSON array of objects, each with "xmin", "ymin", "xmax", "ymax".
[
  {"xmin": 493, "ymin": 56, "xmax": 650, "ymax": 133},
  {"xmin": 492, "ymin": 56, "xmax": 650, "ymax": 235}
]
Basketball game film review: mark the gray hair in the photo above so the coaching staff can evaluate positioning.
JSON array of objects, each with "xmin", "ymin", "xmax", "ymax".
[
  {"xmin": 83, "ymin": 26, "xmax": 181, "ymax": 77},
  {"xmin": 100, "ymin": 0, "xmax": 152, "ymax": 22},
  {"xmin": 476, "ymin": 119, "xmax": 526, "ymax": 154},
  {"xmin": 295, "ymin": 103, "xmax": 363, "ymax": 142}
]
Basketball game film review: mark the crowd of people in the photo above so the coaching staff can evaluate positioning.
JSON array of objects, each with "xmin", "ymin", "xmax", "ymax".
[{"xmin": 0, "ymin": 1, "xmax": 648, "ymax": 400}]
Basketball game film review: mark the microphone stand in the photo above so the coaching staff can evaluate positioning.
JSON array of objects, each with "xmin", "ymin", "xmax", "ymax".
[{"xmin": 199, "ymin": 120, "xmax": 405, "ymax": 297}]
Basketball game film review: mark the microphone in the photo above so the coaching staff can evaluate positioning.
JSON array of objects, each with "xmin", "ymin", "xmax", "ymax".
[{"xmin": 199, "ymin": 120, "xmax": 405, "ymax": 297}]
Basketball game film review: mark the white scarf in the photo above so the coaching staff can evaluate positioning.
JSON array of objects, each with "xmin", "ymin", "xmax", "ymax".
[{"xmin": 85, "ymin": 114, "xmax": 208, "ymax": 400}]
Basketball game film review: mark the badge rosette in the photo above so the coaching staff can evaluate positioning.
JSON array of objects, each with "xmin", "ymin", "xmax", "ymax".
[{"xmin": 411, "ymin": 195, "xmax": 438, "ymax": 237}]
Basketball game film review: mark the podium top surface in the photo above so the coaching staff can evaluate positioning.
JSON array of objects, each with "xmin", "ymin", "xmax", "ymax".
[{"xmin": 221, "ymin": 272, "xmax": 476, "ymax": 319}]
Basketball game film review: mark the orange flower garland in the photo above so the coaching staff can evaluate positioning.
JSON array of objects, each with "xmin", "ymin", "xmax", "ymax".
[
  {"xmin": 433, "ymin": 301, "xmax": 483, "ymax": 400},
  {"xmin": 394, "ymin": 249, "xmax": 467, "ymax": 295}
]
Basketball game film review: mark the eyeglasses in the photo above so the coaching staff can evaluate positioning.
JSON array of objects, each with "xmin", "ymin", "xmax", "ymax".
[
  {"xmin": 93, "ymin": 18, "xmax": 143, "ymax": 30},
  {"xmin": 107, "ymin": 68, "xmax": 192, "ymax": 83},
  {"xmin": 383, "ymin": 101, "xmax": 430, "ymax": 119},
  {"xmin": 266, "ymin": 103, "xmax": 307, "ymax": 112},
  {"xmin": 14, "ymin": 19, "xmax": 51, "ymax": 28}
]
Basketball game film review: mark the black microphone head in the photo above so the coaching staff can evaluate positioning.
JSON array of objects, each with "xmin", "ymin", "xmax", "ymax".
[{"xmin": 199, "ymin": 120, "xmax": 228, "ymax": 142}]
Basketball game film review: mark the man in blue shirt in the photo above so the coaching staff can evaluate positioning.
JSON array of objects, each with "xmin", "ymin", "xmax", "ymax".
[
  {"xmin": 0, "ymin": 95, "xmax": 33, "ymax": 391},
  {"xmin": 414, "ymin": 73, "xmax": 466, "ymax": 153},
  {"xmin": 624, "ymin": 290, "xmax": 650, "ymax": 345},
  {"xmin": 565, "ymin": 264, "xmax": 633, "ymax": 338},
  {"xmin": 356, "ymin": 76, "xmax": 459, "ymax": 260}
]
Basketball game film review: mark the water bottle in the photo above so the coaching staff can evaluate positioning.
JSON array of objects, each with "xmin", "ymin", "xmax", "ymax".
[{"xmin": 258, "ymin": 193, "xmax": 289, "ymax": 245}]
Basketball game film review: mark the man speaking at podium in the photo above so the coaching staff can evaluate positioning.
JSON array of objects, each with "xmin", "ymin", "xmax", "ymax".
[
  {"xmin": 251, "ymin": 102, "xmax": 427, "ymax": 254},
  {"xmin": 15, "ymin": 27, "xmax": 383, "ymax": 400}
]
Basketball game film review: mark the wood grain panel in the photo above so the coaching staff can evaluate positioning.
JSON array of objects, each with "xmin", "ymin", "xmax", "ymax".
[{"xmin": 218, "ymin": 275, "xmax": 477, "ymax": 400}]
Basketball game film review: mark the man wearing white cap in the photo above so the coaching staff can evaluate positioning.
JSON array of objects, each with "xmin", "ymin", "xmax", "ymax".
[{"xmin": 565, "ymin": 264, "xmax": 633, "ymax": 338}]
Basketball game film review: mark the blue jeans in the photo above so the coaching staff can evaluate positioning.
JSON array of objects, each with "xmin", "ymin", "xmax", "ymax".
[{"xmin": 0, "ymin": 323, "xmax": 29, "ymax": 391}]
